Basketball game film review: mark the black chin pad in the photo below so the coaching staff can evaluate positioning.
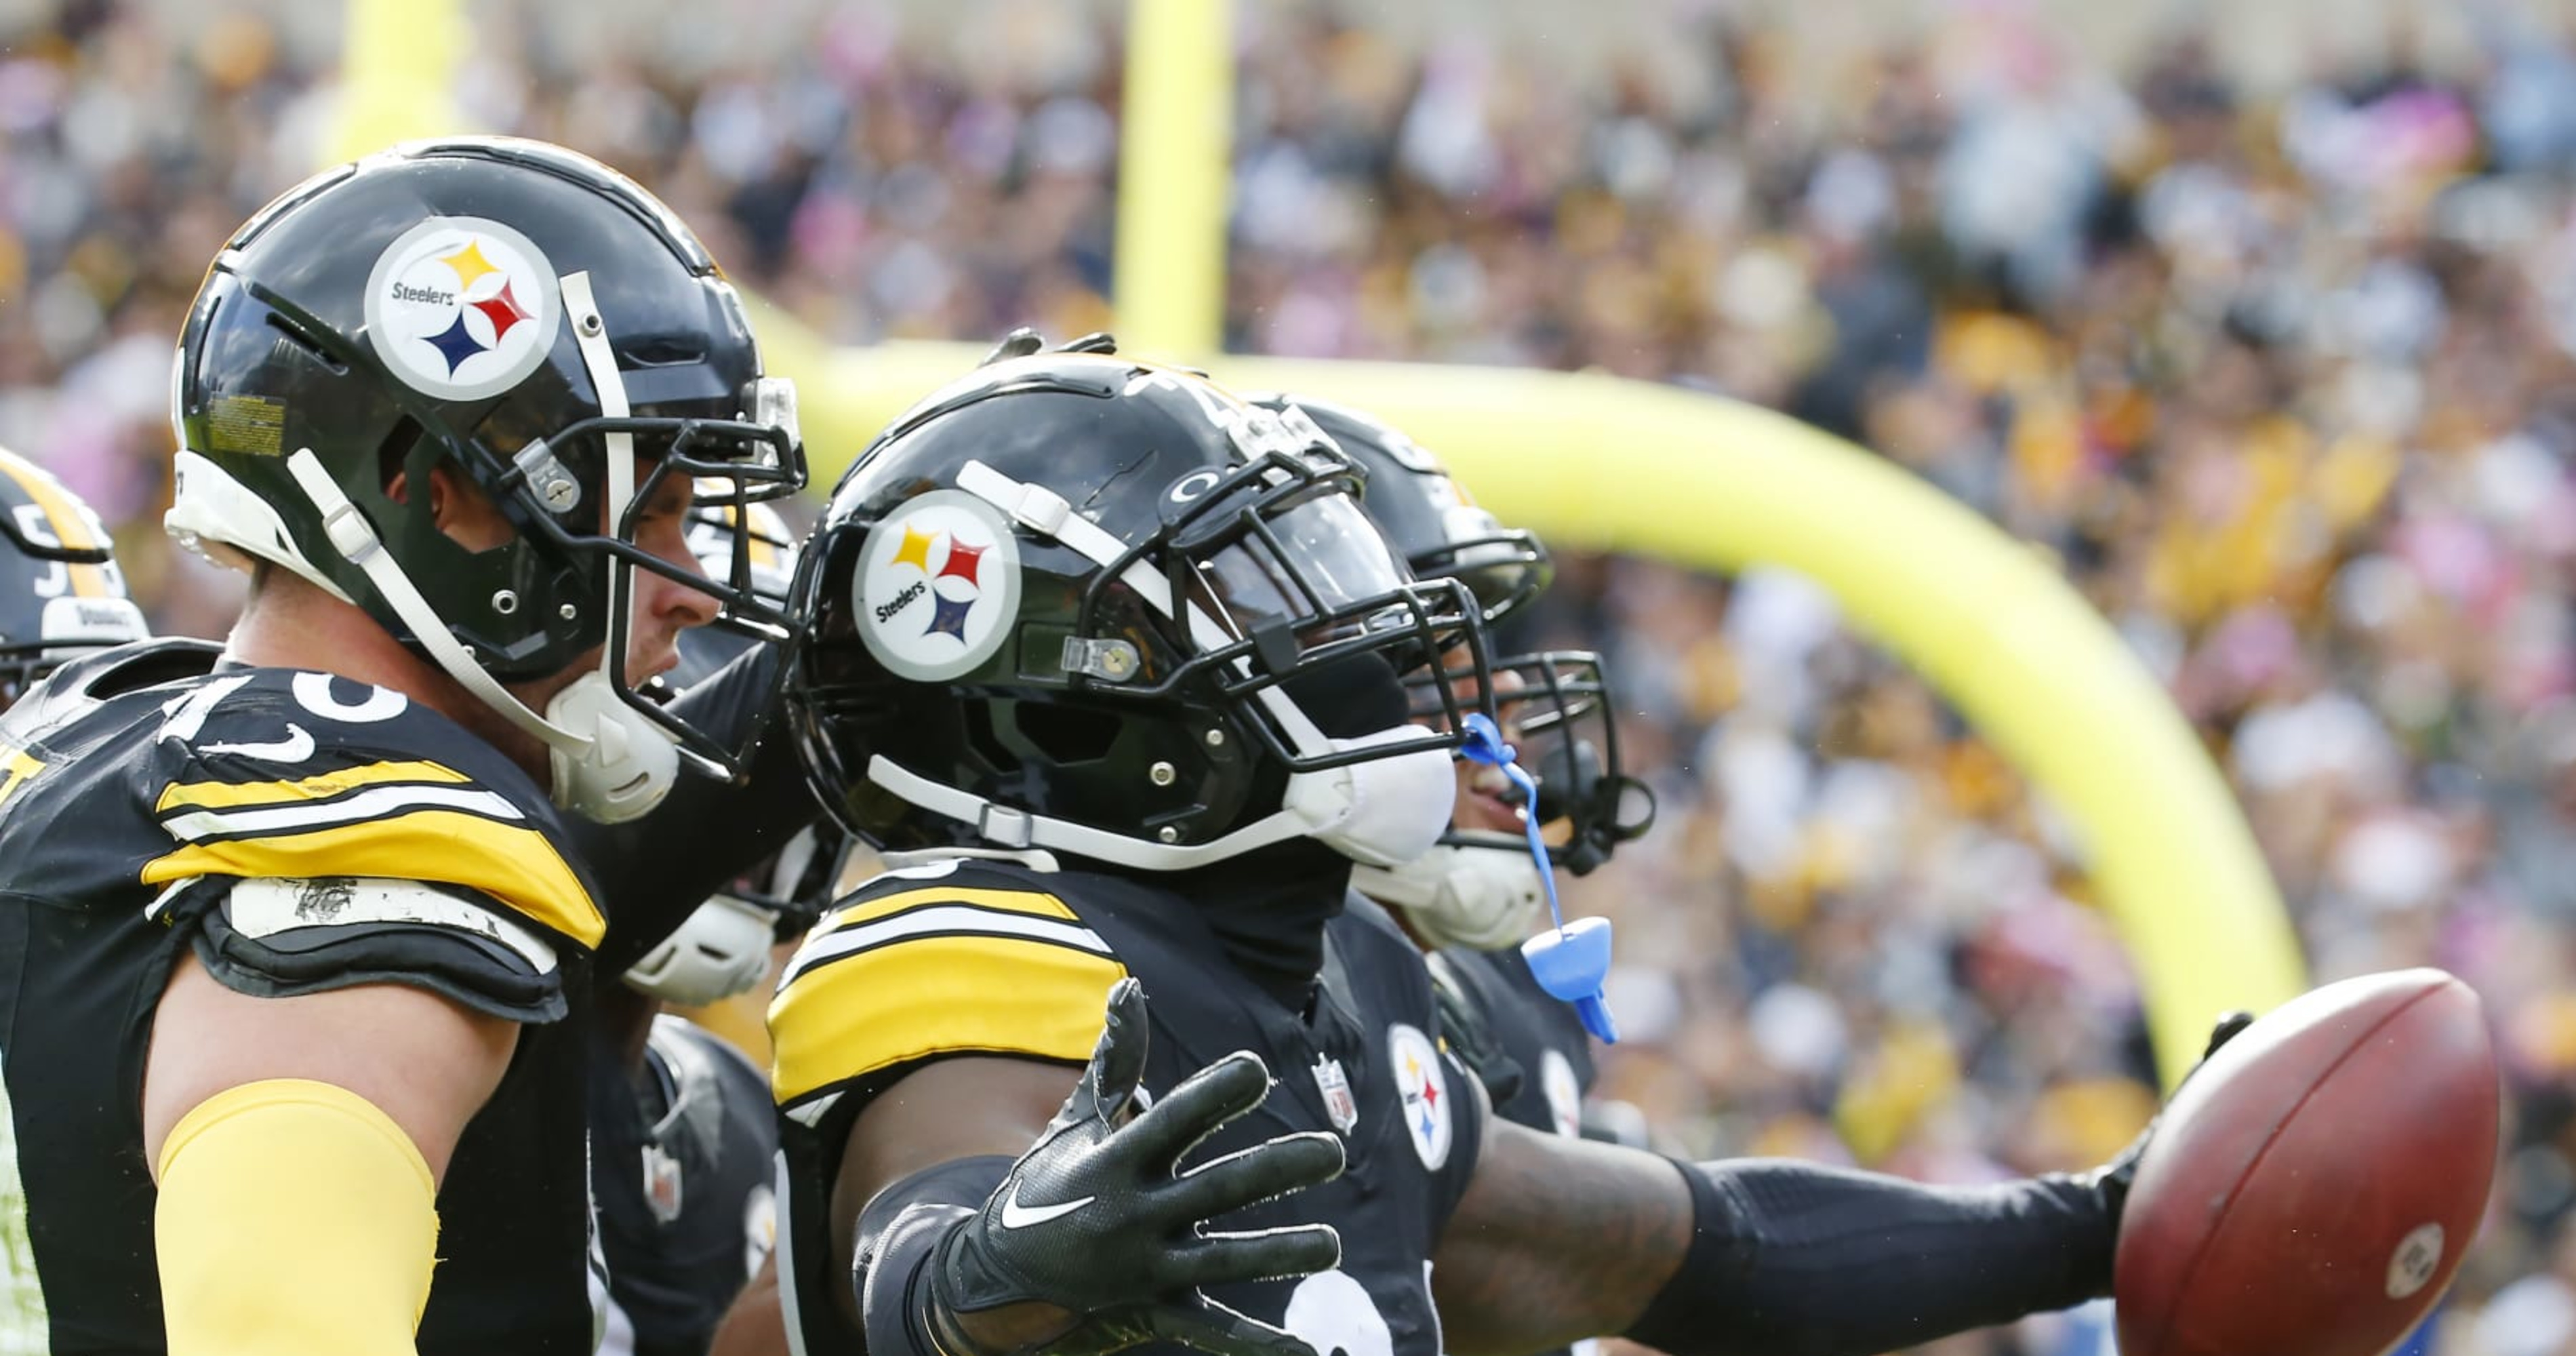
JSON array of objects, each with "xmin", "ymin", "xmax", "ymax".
[
  {"xmin": 1278, "ymin": 651, "xmax": 1409, "ymax": 740},
  {"xmin": 1532, "ymin": 740, "xmax": 1604, "ymax": 822}
]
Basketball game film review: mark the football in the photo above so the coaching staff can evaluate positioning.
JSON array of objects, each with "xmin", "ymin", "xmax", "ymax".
[{"xmin": 2114, "ymin": 969, "xmax": 2501, "ymax": 1356}]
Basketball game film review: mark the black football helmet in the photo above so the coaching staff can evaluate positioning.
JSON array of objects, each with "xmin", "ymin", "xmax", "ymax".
[
  {"xmin": 0, "ymin": 447, "xmax": 148, "ymax": 709},
  {"xmin": 1248, "ymin": 393, "xmax": 1655, "ymax": 946},
  {"xmin": 791, "ymin": 346, "xmax": 1497, "ymax": 871},
  {"xmin": 166, "ymin": 136, "xmax": 805, "ymax": 821},
  {"xmin": 1257, "ymin": 396, "xmax": 1553, "ymax": 624}
]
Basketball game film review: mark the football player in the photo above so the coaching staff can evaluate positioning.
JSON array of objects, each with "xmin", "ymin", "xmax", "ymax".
[
  {"xmin": 594, "ymin": 503, "xmax": 840, "ymax": 1356},
  {"xmin": 1249, "ymin": 395, "xmax": 1651, "ymax": 1356},
  {"xmin": 0, "ymin": 138, "xmax": 816, "ymax": 1355},
  {"xmin": 0, "ymin": 443, "xmax": 150, "ymax": 715},
  {"xmin": 768, "ymin": 345, "xmax": 2237, "ymax": 1356},
  {"xmin": 1247, "ymin": 392, "xmax": 1651, "ymax": 1153},
  {"xmin": 767, "ymin": 348, "xmax": 1483, "ymax": 1355}
]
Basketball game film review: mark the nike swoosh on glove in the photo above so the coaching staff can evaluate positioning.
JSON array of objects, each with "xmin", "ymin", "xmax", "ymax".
[{"xmin": 931, "ymin": 977, "xmax": 1347, "ymax": 1356}]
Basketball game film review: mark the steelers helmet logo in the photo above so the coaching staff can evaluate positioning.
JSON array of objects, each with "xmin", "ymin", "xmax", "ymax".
[
  {"xmin": 854, "ymin": 489, "xmax": 1022, "ymax": 682},
  {"xmin": 363, "ymin": 216, "xmax": 562, "ymax": 401}
]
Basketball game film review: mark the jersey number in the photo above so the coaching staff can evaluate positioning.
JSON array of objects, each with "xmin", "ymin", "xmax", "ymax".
[
  {"xmin": 1282, "ymin": 1270, "xmax": 1394, "ymax": 1356},
  {"xmin": 12, "ymin": 504, "xmax": 127, "ymax": 599}
]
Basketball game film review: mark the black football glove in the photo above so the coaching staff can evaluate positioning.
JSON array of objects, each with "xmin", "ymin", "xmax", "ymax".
[
  {"xmin": 927, "ymin": 978, "xmax": 1346, "ymax": 1356},
  {"xmin": 2093, "ymin": 1008, "xmax": 2258, "ymax": 1227}
]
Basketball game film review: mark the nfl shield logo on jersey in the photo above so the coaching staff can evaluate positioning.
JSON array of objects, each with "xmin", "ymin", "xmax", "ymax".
[
  {"xmin": 1312, "ymin": 1054, "xmax": 1360, "ymax": 1134},
  {"xmin": 642, "ymin": 1143, "xmax": 685, "ymax": 1224}
]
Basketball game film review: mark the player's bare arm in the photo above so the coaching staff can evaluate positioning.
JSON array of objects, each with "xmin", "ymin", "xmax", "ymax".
[
  {"xmin": 142, "ymin": 958, "xmax": 516, "ymax": 1183},
  {"xmin": 828, "ymin": 1055, "xmax": 1081, "ymax": 1343},
  {"xmin": 1430, "ymin": 1118, "xmax": 1693, "ymax": 1355},
  {"xmin": 708, "ymin": 1256, "xmax": 788, "ymax": 1356},
  {"xmin": 140, "ymin": 970, "xmax": 518, "ymax": 1354}
]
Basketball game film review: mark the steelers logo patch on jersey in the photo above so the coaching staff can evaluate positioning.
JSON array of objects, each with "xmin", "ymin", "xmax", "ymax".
[
  {"xmin": 1387, "ymin": 1022, "xmax": 1453, "ymax": 1170},
  {"xmin": 853, "ymin": 489, "xmax": 1022, "ymax": 681},
  {"xmin": 363, "ymin": 217, "xmax": 562, "ymax": 401}
]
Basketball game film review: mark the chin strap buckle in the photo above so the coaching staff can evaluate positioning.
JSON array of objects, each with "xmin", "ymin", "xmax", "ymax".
[
  {"xmin": 318, "ymin": 500, "xmax": 381, "ymax": 567},
  {"xmin": 978, "ymin": 803, "xmax": 1036, "ymax": 850}
]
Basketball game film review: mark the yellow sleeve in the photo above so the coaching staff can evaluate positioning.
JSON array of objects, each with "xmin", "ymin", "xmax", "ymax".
[
  {"xmin": 767, "ymin": 882, "xmax": 1129, "ymax": 1104},
  {"xmin": 155, "ymin": 1079, "xmax": 438, "ymax": 1356}
]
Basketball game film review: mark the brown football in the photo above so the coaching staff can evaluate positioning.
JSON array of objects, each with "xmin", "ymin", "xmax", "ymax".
[{"xmin": 2114, "ymin": 968, "xmax": 2500, "ymax": 1356}]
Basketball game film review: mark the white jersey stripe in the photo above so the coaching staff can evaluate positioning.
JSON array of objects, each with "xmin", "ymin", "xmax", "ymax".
[
  {"xmin": 162, "ymin": 784, "xmax": 525, "ymax": 842},
  {"xmin": 781, "ymin": 905, "xmax": 1109, "ymax": 990}
]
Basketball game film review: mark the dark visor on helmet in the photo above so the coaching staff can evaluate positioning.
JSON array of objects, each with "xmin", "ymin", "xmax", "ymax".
[{"xmin": 1071, "ymin": 442, "xmax": 1500, "ymax": 776}]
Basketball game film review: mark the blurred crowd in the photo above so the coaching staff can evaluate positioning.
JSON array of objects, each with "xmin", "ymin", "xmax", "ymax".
[{"xmin": 10, "ymin": 0, "xmax": 2576, "ymax": 1350}]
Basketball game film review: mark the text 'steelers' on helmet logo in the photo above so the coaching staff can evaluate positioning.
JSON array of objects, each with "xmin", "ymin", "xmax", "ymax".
[
  {"xmin": 363, "ymin": 217, "xmax": 563, "ymax": 401},
  {"xmin": 853, "ymin": 490, "xmax": 1022, "ymax": 682}
]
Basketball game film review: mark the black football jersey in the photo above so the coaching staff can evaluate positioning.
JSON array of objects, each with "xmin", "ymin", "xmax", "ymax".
[
  {"xmin": 1427, "ymin": 944, "xmax": 1602, "ymax": 1356},
  {"xmin": 766, "ymin": 856, "xmax": 1486, "ymax": 1356},
  {"xmin": 571, "ymin": 646, "xmax": 820, "ymax": 977},
  {"xmin": 0, "ymin": 640, "xmax": 607, "ymax": 1354},
  {"xmin": 1430, "ymin": 945, "xmax": 1595, "ymax": 1140},
  {"xmin": 593, "ymin": 1014, "xmax": 781, "ymax": 1356}
]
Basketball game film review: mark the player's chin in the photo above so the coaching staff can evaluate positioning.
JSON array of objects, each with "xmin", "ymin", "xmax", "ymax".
[{"xmin": 624, "ymin": 643, "xmax": 680, "ymax": 690}]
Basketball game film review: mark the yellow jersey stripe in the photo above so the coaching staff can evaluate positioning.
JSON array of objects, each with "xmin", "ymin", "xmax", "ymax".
[
  {"xmin": 813, "ymin": 883, "xmax": 1079, "ymax": 936},
  {"xmin": 157, "ymin": 760, "xmax": 471, "ymax": 813},
  {"xmin": 769, "ymin": 933, "xmax": 1125, "ymax": 1102},
  {"xmin": 0, "ymin": 452, "xmax": 110, "ymax": 599},
  {"xmin": 140, "ymin": 810, "xmax": 603, "ymax": 948}
]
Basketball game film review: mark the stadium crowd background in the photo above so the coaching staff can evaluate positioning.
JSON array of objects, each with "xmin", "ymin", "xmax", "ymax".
[{"xmin": 8, "ymin": 0, "xmax": 2576, "ymax": 1350}]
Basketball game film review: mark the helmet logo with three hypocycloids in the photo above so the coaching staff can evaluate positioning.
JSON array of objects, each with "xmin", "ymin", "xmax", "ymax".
[
  {"xmin": 853, "ymin": 489, "xmax": 1023, "ymax": 681},
  {"xmin": 363, "ymin": 216, "xmax": 563, "ymax": 401}
]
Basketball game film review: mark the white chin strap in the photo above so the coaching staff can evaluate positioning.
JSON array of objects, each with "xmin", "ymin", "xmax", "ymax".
[
  {"xmin": 1352, "ymin": 837, "xmax": 1549, "ymax": 951},
  {"xmin": 862, "ymin": 458, "xmax": 1456, "ymax": 871},
  {"xmin": 868, "ymin": 726, "xmax": 1453, "ymax": 873},
  {"xmin": 279, "ymin": 270, "xmax": 679, "ymax": 824},
  {"xmin": 622, "ymin": 892, "xmax": 779, "ymax": 1005}
]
